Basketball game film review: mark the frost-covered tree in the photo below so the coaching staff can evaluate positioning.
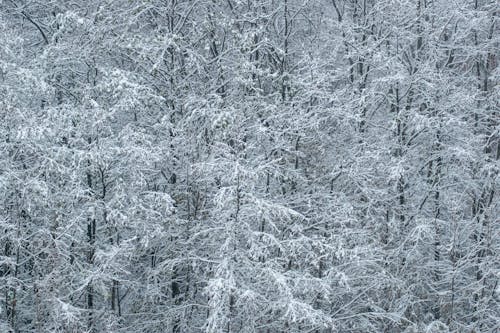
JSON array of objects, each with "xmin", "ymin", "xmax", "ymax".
[{"xmin": 0, "ymin": 0, "xmax": 498, "ymax": 332}]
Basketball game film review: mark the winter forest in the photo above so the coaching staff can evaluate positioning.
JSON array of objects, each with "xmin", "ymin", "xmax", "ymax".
[{"xmin": 0, "ymin": 0, "xmax": 499, "ymax": 332}]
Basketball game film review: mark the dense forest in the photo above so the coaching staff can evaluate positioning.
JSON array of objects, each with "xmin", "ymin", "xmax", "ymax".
[{"xmin": 0, "ymin": 0, "xmax": 498, "ymax": 332}]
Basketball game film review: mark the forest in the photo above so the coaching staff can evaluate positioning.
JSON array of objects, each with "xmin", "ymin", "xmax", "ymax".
[{"xmin": 0, "ymin": 0, "xmax": 498, "ymax": 332}]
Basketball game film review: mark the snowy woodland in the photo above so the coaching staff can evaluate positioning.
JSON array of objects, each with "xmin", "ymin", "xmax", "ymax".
[{"xmin": 0, "ymin": 0, "xmax": 498, "ymax": 332}]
